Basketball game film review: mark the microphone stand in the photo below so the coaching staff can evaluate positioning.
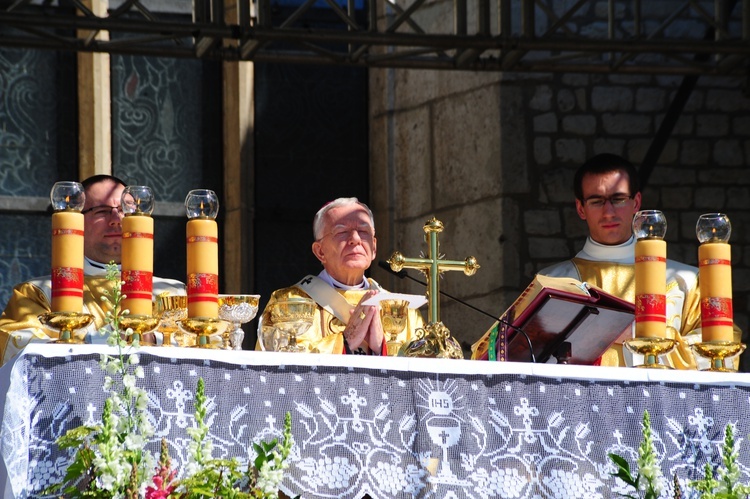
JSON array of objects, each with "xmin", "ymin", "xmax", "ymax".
[{"xmin": 377, "ymin": 261, "xmax": 536, "ymax": 363}]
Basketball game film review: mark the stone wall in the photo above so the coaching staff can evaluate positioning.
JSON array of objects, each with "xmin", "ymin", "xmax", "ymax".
[{"xmin": 368, "ymin": 4, "xmax": 750, "ymax": 357}]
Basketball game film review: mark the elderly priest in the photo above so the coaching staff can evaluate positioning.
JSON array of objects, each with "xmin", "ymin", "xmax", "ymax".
[{"xmin": 257, "ymin": 197, "xmax": 423, "ymax": 355}]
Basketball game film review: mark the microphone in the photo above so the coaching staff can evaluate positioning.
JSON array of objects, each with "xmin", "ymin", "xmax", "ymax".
[{"xmin": 377, "ymin": 260, "xmax": 536, "ymax": 362}]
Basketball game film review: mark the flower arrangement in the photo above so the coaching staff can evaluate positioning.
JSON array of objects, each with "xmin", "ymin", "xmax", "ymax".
[
  {"xmin": 44, "ymin": 264, "xmax": 297, "ymax": 499},
  {"xmin": 609, "ymin": 409, "xmax": 750, "ymax": 499}
]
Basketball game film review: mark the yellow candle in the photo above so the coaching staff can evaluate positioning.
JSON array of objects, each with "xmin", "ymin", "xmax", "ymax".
[
  {"xmin": 186, "ymin": 218, "xmax": 219, "ymax": 318},
  {"xmin": 699, "ymin": 242, "xmax": 733, "ymax": 342},
  {"xmin": 121, "ymin": 214, "xmax": 154, "ymax": 316},
  {"xmin": 634, "ymin": 238, "xmax": 667, "ymax": 338},
  {"xmin": 51, "ymin": 211, "xmax": 85, "ymax": 312}
]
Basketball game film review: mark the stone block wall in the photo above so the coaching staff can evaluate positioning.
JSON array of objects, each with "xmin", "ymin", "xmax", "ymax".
[{"xmin": 368, "ymin": 1, "xmax": 750, "ymax": 357}]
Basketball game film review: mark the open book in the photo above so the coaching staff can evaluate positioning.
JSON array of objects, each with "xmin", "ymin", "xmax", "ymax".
[{"xmin": 479, "ymin": 275, "xmax": 635, "ymax": 364}]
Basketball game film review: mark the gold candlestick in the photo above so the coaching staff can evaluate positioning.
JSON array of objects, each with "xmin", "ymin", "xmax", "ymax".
[
  {"xmin": 120, "ymin": 315, "xmax": 160, "ymax": 346},
  {"xmin": 692, "ymin": 213, "xmax": 744, "ymax": 371},
  {"xmin": 624, "ymin": 210, "xmax": 675, "ymax": 368},
  {"xmin": 178, "ymin": 317, "xmax": 229, "ymax": 348},
  {"xmin": 39, "ymin": 312, "xmax": 94, "ymax": 344},
  {"xmin": 387, "ymin": 217, "xmax": 479, "ymax": 359}
]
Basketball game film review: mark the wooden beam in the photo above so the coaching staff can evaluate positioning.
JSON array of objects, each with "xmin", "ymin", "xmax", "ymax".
[{"xmin": 77, "ymin": 0, "xmax": 111, "ymax": 180}]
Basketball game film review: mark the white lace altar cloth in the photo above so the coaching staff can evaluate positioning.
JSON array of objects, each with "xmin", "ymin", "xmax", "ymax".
[{"xmin": 2, "ymin": 344, "xmax": 750, "ymax": 498}]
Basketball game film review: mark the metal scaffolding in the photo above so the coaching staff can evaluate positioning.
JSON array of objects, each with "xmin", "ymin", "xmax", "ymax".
[{"xmin": 0, "ymin": 0, "xmax": 748, "ymax": 74}]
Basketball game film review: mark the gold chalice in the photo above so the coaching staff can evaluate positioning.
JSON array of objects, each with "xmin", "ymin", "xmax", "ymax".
[
  {"xmin": 270, "ymin": 298, "xmax": 315, "ymax": 353},
  {"xmin": 39, "ymin": 312, "xmax": 94, "ymax": 344},
  {"xmin": 218, "ymin": 294, "xmax": 260, "ymax": 350},
  {"xmin": 156, "ymin": 295, "xmax": 188, "ymax": 347},
  {"xmin": 380, "ymin": 299, "xmax": 410, "ymax": 356}
]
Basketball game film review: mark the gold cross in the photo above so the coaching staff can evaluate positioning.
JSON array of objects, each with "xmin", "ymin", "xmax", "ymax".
[{"xmin": 387, "ymin": 217, "xmax": 480, "ymax": 325}]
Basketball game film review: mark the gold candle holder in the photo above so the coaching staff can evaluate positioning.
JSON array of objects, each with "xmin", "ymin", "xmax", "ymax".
[
  {"xmin": 39, "ymin": 312, "xmax": 94, "ymax": 344},
  {"xmin": 177, "ymin": 317, "xmax": 229, "ymax": 348},
  {"xmin": 624, "ymin": 336, "xmax": 677, "ymax": 369},
  {"xmin": 399, "ymin": 322, "xmax": 463, "ymax": 359},
  {"xmin": 692, "ymin": 341, "xmax": 746, "ymax": 372},
  {"xmin": 119, "ymin": 315, "xmax": 160, "ymax": 345}
]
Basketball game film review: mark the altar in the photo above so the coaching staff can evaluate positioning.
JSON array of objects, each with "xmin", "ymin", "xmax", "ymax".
[{"xmin": 2, "ymin": 343, "xmax": 750, "ymax": 498}]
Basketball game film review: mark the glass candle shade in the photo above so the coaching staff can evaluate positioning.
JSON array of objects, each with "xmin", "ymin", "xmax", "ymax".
[
  {"xmin": 185, "ymin": 189, "xmax": 219, "ymax": 318},
  {"xmin": 121, "ymin": 186, "xmax": 155, "ymax": 317},
  {"xmin": 632, "ymin": 210, "xmax": 667, "ymax": 339},
  {"xmin": 50, "ymin": 182, "xmax": 86, "ymax": 313},
  {"xmin": 696, "ymin": 213, "xmax": 733, "ymax": 342}
]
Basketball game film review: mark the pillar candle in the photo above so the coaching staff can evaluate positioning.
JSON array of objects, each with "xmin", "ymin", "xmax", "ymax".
[
  {"xmin": 186, "ymin": 218, "xmax": 219, "ymax": 318},
  {"xmin": 699, "ymin": 242, "xmax": 733, "ymax": 342},
  {"xmin": 121, "ymin": 214, "xmax": 154, "ymax": 316},
  {"xmin": 51, "ymin": 211, "xmax": 85, "ymax": 312},
  {"xmin": 634, "ymin": 238, "xmax": 667, "ymax": 338}
]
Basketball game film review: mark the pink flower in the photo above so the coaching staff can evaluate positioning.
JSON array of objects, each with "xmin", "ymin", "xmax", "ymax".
[{"xmin": 145, "ymin": 465, "xmax": 177, "ymax": 499}]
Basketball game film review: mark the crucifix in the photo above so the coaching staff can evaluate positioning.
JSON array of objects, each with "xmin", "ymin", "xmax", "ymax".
[{"xmin": 387, "ymin": 217, "xmax": 480, "ymax": 358}]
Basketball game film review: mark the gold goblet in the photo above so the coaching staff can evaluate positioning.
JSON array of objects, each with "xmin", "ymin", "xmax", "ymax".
[
  {"xmin": 39, "ymin": 312, "xmax": 94, "ymax": 344},
  {"xmin": 157, "ymin": 295, "xmax": 188, "ymax": 347},
  {"xmin": 218, "ymin": 294, "xmax": 260, "ymax": 350},
  {"xmin": 270, "ymin": 298, "xmax": 315, "ymax": 353},
  {"xmin": 380, "ymin": 299, "xmax": 410, "ymax": 356}
]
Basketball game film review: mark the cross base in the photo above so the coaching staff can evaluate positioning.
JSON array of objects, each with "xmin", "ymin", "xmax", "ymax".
[{"xmin": 399, "ymin": 321, "xmax": 463, "ymax": 359}]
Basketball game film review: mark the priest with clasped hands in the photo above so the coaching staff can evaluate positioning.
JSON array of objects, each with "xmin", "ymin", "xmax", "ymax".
[
  {"xmin": 257, "ymin": 197, "xmax": 423, "ymax": 355},
  {"xmin": 0, "ymin": 175, "xmax": 186, "ymax": 366}
]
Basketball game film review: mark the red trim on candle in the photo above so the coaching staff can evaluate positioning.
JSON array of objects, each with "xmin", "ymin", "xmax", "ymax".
[
  {"xmin": 701, "ymin": 297, "xmax": 733, "ymax": 319},
  {"xmin": 635, "ymin": 294, "xmax": 666, "ymax": 317},
  {"xmin": 188, "ymin": 295, "xmax": 220, "ymax": 303},
  {"xmin": 52, "ymin": 228, "xmax": 85, "ymax": 237},
  {"xmin": 186, "ymin": 236, "xmax": 219, "ymax": 244},
  {"xmin": 51, "ymin": 267, "xmax": 84, "ymax": 288},
  {"xmin": 187, "ymin": 273, "xmax": 219, "ymax": 295},
  {"xmin": 635, "ymin": 255, "xmax": 667, "ymax": 263},
  {"xmin": 122, "ymin": 231, "xmax": 154, "ymax": 239},
  {"xmin": 635, "ymin": 315, "xmax": 667, "ymax": 323},
  {"xmin": 51, "ymin": 289, "xmax": 84, "ymax": 298},
  {"xmin": 699, "ymin": 258, "xmax": 731, "ymax": 266},
  {"xmin": 122, "ymin": 270, "xmax": 153, "ymax": 292}
]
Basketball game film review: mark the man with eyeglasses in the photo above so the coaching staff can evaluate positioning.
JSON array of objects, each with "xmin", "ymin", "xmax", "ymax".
[
  {"xmin": 256, "ymin": 197, "xmax": 423, "ymax": 355},
  {"xmin": 0, "ymin": 175, "xmax": 185, "ymax": 366},
  {"xmin": 537, "ymin": 153, "xmax": 739, "ymax": 369}
]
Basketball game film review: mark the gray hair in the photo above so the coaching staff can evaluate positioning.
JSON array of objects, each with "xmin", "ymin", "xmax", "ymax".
[{"xmin": 313, "ymin": 197, "xmax": 375, "ymax": 240}]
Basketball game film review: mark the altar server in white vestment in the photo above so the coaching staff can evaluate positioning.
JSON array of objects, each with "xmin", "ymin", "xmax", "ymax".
[
  {"xmin": 472, "ymin": 154, "xmax": 740, "ymax": 369},
  {"xmin": 257, "ymin": 197, "xmax": 423, "ymax": 355},
  {"xmin": 0, "ymin": 175, "xmax": 185, "ymax": 366}
]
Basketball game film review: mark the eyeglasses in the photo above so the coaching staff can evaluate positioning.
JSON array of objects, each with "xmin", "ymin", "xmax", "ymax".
[
  {"xmin": 582, "ymin": 195, "xmax": 634, "ymax": 209},
  {"xmin": 320, "ymin": 226, "xmax": 375, "ymax": 242},
  {"xmin": 82, "ymin": 205, "xmax": 124, "ymax": 219}
]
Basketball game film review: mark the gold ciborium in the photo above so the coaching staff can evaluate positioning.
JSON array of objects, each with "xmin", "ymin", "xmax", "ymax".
[
  {"xmin": 177, "ymin": 317, "xmax": 229, "ymax": 349},
  {"xmin": 692, "ymin": 341, "xmax": 746, "ymax": 372},
  {"xmin": 39, "ymin": 312, "xmax": 94, "ymax": 344},
  {"xmin": 119, "ymin": 315, "xmax": 160, "ymax": 345},
  {"xmin": 270, "ymin": 298, "xmax": 315, "ymax": 353},
  {"xmin": 218, "ymin": 294, "xmax": 260, "ymax": 350},
  {"xmin": 157, "ymin": 295, "xmax": 188, "ymax": 347},
  {"xmin": 380, "ymin": 299, "xmax": 410, "ymax": 356}
]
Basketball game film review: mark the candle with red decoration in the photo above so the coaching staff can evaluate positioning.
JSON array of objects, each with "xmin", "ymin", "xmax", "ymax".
[
  {"xmin": 632, "ymin": 210, "xmax": 667, "ymax": 338},
  {"xmin": 696, "ymin": 213, "xmax": 733, "ymax": 342},
  {"xmin": 185, "ymin": 189, "xmax": 220, "ymax": 318},
  {"xmin": 121, "ymin": 186, "xmax": 155, "ymax": 317},
  {"xmin": 50, "ymin": 182, "xmax": 86, "ymax": 313}
]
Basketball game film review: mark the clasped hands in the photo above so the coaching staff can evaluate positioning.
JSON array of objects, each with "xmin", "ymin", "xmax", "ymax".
[{"xmin": 343, "ymin": 289, "xmax": 383, "ymax": 354}]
